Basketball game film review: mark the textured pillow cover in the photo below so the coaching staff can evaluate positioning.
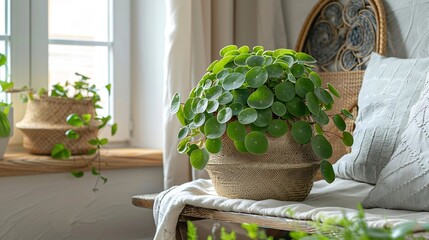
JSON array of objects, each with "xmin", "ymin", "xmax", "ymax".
[
  {"xmin": 363, "ymin": 76, "xmax": 429, "ymax": 211},
  {"xmin": 334, "ymin": 53, "xmax": 429, "ymax": 184}
]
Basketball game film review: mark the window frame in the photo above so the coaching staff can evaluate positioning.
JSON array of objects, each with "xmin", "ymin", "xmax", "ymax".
[{"xmin": 10, "ymin": 0, "xmax": 131, "ymax": 143}]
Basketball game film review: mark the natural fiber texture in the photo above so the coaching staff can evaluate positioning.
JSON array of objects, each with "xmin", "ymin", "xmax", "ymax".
[
  {"xmin": 206, "ymin": 134, "xmax": 320, "ymax": 201},
  {"xmin": 16, "ymin": 97, "xmax": 98, "ymax": 155}
]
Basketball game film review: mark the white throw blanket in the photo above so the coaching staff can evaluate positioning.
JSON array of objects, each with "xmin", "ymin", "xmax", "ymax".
[{"xmin": 153, "ymin": 178, "xmax": 429, "ymax": 240}]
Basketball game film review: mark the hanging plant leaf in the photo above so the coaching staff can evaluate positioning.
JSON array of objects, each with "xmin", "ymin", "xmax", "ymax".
[
  {"xmin": 333, "ymin": 114, "xmax": 346, "ymax": 131},
  {"xmin": 275, "ymin": 81, "xmax": 295, "ymax": 102},
  {"xmin": 286, "ymin": 97, "xmax": 307, "ymax": 117},
  {"xmin": 291, "ymin": 121, "xmax": 312, "ymax": 144},
  {"xmin": 206, "ymin": 100, "xmax": 219, "ymax": 113},
  {"xmin": 190, "ymin": 148, "xmax": 209, "ymax": 170},
  {"xmin": 271, "ymin": 101, "xmax": 287, "ymax": 116},
  {"xmin": 305, "ymin": 92, "xmax": 320, "ymax": 115},
  {"xmin": 51, "ymin": 144, "xmax": 71, "ymax": 160},
  {"xmin": 247, "ymin": 86, "xmax": 274, "ymax": 109},
  {"xmin": 245, "ymin": 131, "xmax": 268, "ymax": 154},
  {"xmin": 327, "ymin": 83, "xmax": 341, "ymax": 98},
  {"xmin": 309, "ymin": 72, "xmax": 322, "ymax": 87},
  {"xmin": 320, "ymin": 160, "xmax": 335, "ymax": 183},
  {"xmin": 229, "ymin": 102, "xmax": 243, "ymax": 115},
  {"xmin": 227, "ymin": 120, "xmax": 247, "ymax": 141},
  {"xmin": 218, "ymin": 92, "xmax": 234, "ymax": 105},
  {"xmin": 217, "ymin": 107, "xmax": 232, "ymax": 124},
  {"xmin": 342, "ymin": 131, "xmax": 354, "ymax": 146},
  {"xmin": 65, "ymin": 129, "xmax": 80, "ymax": 140},
  {"xmin": 237, "ymin": 108, "xmax": 258, "ymax": 125},
  {"xmin": 171, "ymin": 93, "xmax": 181, "ymax": 114},
  {"xmin": 295, "ymin": 78, "xmax": 314, "ymax": 98},
  {"xmin": 245, "ymin": 66, "xmax": 268, "ymax": 88},
  {"xmin": 222, "ymin": 72, "xmax": 245, "ymax": 90},
  {"xmin": 253, "ymin": 108, "xmax": 273, "ymax": 127},
  {"xmin": 296, "ymin": 52, "xmax": 317, "ymax": 63},
  {"xmin": 66, "ymin": 113, "xmax": 84, "ymax": 127},
  {"xmin": 265, "ymin": 63, "xmax": 283, "ymax": 78},
  {"xmin": 341, "ymin": 108, "xmax": 354, "ymax": 119},
  {"xmin": 246, "ymin": 55, "xmax": 264, "ymax": 67},
  {"xmin": 204, "ymin": 117, "xmax": 226, "ymax": 139},
  {"xmin": 311, "ymin": 134, "xmax": 333, "ymax": 159},
  {"xmin": 268, "ymin": 119, "xmax": 288, "ymax": 138},
  {"xmin": 206, "ymin": 138, "xmax": 222, "ymax": 154},
  {"xmin": 315, "ymin": 88, "xmax": 334, "ymax": 105}
]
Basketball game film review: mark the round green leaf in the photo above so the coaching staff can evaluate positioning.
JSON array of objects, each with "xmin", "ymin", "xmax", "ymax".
[
  {"xmin": 315, "ymin": 88, "xmax": 334, "ymax": 105},
  {"xmin": 291, "ymin": 121, "xmax": 312, "ymax": 144},
  {"xmin": 274, "ymin": 49, "xmax": 295, "ymax": 58},
  {"xmin": 253, "ymin": 108, "xmax": 273, "ymax": 127},
  {"xmin": 245, "ymin": 66, "xmax": 268, "ymax": 88},
  {"xmin": 333, "ymin": 114, "xmax": 346, "ymax": 132},
  {"xmin": 268, "ymin": 119, "xmax": 288, "ymax": 138},
  {"xmin": 190, "ymin": 148, "xmax": 209, "ymax": 170},
  {"xmin": 51, "ymin": 144, "xmax": 71, "ymax": 160},
  {"xmin": 265, "ymin": 63, "xmax": 283, "ymax": 78},
  {"xmin": 186, "ymin": 144, "xmax": 199, "ymax": 156},
  {"xmin": 247, "ymin": 86, "xmax": 274, "ymax": 109},
  {"xmin": 264, "ymin": 56, "xmax": 274, "ymax": 65},
  {"xmin": 309, "ymin": 72, "xmax": 322, "ymax": 87},
  {"xmin": 171, "ymin": 92, "xmax": 181, "ymax": 114},
  {"xmin": 206, "ymin": 100, "xmax": 219, "ymax": 113},
  {"xmin": 206, "ymin": 138, "xmax": 222, "ymax": 154},
  {"xmin": 320, "ymin": 159, "xmax": 335, "ymax": 183},
  {"xmin": 341, "ymin": 108, "xmax": 354, "ymax": 119},
  {"xmin": 65, "ymin": 129, "xmax": 79, "ymax": 140},
  {"xmin": 327, "ymin": 83, "xmax": 341, "ymax": 98},
  {"xmin": 66, "ymin": 113, "xmax": 84, "ymax": 127},
  {"xmin": 245, "ymin": 131, "xmax": 268, "ymax": 154},
  {"xmin": 275, "ymin": 81, "xmax": 295, "ymax": 102},
  {"xmin": 238, "ymin": 108, "xmax": 258, "ymax": 125},
  {"xmin": 213, "ymin": 55, "xmax": 235, "ymax": 74},
  {"xmin": 288, "ymin": 73, "xmax": 296, "ymax": 83},
  {"xmin": 234, "ymin": 66, "xmax": 249, "ymax": 74},
  {"xmin": 0, "ymin": 111, "xmax": 10, "ymax": 137},
  {"xmin": 218, "ymin": 92, "xmax": 233, "ymax": 105},
  {"xmin": 250, "ymin": 124, "xmax": 268, "ymax": 133},
  {"xmin": 217, "ymin": 107, "xmax": 232, "ymax": 124},
  {"xmin": 314, "ymin": 123, "xmax": 324, "ymax": 135},
  {"xmin": 178, "ymin": 127, "xmax": 189, "ymax": 139},
  {"xmin": 177, "ymin": 138, "xmax": 190, "ymax": 154},
  {"xmin": 290, "ymin": 64, "xmax": 304, "ymax": 77},
  {"xmin": 222, "ymin": 73, "xmax": 245, "ymax": 90},
  {"xmin": 280, "ymin": 54, "xmax": 295, "ymax": 66},
  {"xmin": 312, "ymin": 110, "xmax": 329, "ymax": 125},
  {"xmin": 216, "ymin": 69, "xmax": 231, "ymax": 80},
  {"xmin": 204, "ymin": 117, "xmax": 226, "ymax": 139},
  {"xmin": 234, "ymin": 140, "xmax": 248, "ymax": 153},
  {"xmin": 183, "ymin": 98, "xmax": 195, "ymax": 121},
  {"xmin": 193, "ymin": 113, "xmax": 206, "ymax": 128},
  {"xmin": 195, "ymin": 98, "xmax": 208, "ymax": 113},
  {"xmin": 246, "ymin": 55, "xmax": 264, "ymax": 67},
  {"xmin": 342, "ymin": 131, "xmax": 354, "ymax": 147},
  {"xmin": 271, "ymin": 101, "xmax": 287, "ymax": 116},
  {"xmin": 203, "ymin": 79, "xmax": 212, "ymax": 90},
  {"xmin": 219, "ymin": 45, "xmax": 238, "ymax": 57},
  {"xmin": 229, "ymin": 102, "xmax": 243, "ymax": 115},
  {"xmin": 305, "ymin": 92, "xmax": 320, "ymax": 115},
  {"xmin": 205, "ymin": 85, "xmax": 223, "ymax": 100},
  {"xmin": 311, "ymin": 134, "xmax": 333, "ymax": 159},
  {"xmin": 238, "ymin": 45, "xmax": 249, "ymax": 53},
  {"xmin": 234, "ymin": 53, "xmax": 251, "ymax": 66},
  {"xmin": 295, "ymin": 78, "xmax": 314, "ymax": 98},
  {"xmin": 286, "ymin": 97, "xmax": 307, "ymax": 117},
  {"xmin": 191, "ymin": 98, "xmax": 201, "ymax": 113},
  {"xmin": 227, "ymin": 120, "xmax": 247, "ymax": 141},
  {"xmin": 224, "ymin": 50, "xmax": 240, "ymax": 56},
  {"xmin": 296, "ymin": 52, "xmax": 316, "ymax": 63},
  {"xmin": 231, "ymin": 89, "xmax": 250, "ymax": 106}
]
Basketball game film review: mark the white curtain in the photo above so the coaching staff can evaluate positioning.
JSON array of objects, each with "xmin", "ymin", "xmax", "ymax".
[{"xmin": 163, "ymin": 0, "xmax": 288, "ymax": 189}]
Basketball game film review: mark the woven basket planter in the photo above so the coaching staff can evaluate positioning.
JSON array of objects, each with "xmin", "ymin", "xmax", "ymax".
[
  {"xmin": 206, "ymin": 133, "xmax": 320, "ymax": 201},
  {"xmin": 16, "ymin": 97, "xmax": 98, "ymax": 155}
]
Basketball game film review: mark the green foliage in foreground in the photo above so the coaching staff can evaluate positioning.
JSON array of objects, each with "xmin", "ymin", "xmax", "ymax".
[
  {"xmin": 0, "ymin": 53, "xmax": 12, "ymax": 138},
  {"xmin": 187, "ymin": 205, "xmax": 429, "ymax": 240},
  {"xmin": 171, "ymin": 45, "xmax": 355, "ymax": 183}
]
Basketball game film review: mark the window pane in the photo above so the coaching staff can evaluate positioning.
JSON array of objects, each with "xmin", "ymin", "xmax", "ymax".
[
  {"xmin": 0, "ymin": 0, "xmax": 5, "ymax": 35},
  {"xmin": 49, "ymin": 44, "xmax": 110, "ymax": 117},
  {"xmin": 48, "ymin": 0, "xmax": 108, "ymax": 41}
]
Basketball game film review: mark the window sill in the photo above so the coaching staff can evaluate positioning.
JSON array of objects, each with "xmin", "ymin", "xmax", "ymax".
[{"xmin": 0, "ymin": 145, "xmax": 163, "ymax": 177}]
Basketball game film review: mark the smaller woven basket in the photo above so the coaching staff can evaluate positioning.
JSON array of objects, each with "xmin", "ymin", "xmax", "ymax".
[
  {"xmin": 206, "ymin": 133, "xmax": 320, "ymax": 201},
  {"xmin": 16, "ymin": 96, "xmax": 99, "ymax": 155}
]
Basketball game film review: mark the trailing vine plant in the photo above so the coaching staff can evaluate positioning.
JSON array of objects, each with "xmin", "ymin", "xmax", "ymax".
[{"xmin": 171, "ymin": 45, "xmax": 354, "ymax": 183}]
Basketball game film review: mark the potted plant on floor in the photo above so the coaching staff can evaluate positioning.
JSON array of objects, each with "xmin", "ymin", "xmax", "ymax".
[
  {"xmin": 0, "ymin": 53, "xmax": 13, "ymax": 159},
  {"xmin": 171, "ymin": 45, "xmax": 354, "ymax": 201}
]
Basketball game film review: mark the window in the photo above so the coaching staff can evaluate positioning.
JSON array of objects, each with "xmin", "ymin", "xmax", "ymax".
[{"xmin": 9, "ymin": 0, "xmax": 130, "ymax": 142}]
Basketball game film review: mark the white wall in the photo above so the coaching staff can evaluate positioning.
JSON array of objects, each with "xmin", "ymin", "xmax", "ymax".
[{"xmin": 283, "ymin": 0, "xmax": 318, "ymax": 48}]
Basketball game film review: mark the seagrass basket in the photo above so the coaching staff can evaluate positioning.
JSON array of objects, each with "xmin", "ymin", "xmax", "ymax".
[
  {"xmin": 16, "ymin": 96, "xmax": 99, "ymax": 155},
  {"xmin": 206, "ymin": 133, "xmax": 320, "ymax": 201}
]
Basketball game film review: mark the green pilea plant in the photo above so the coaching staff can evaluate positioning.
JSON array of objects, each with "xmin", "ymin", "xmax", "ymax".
[
  {"xmin": 0, "ymin": 53, "xmax": 12, "ymax": 138},
  {"xmin": 171, "ymin": 45, "xmax": 354, "ymax": 183}
]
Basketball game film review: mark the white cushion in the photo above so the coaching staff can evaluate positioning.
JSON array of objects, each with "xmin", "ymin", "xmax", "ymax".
[
  {"xmin": 334, "ymin": 53, "xmax": 429, "ymax": 184},
  {"xmin": 362, "ymin": 74, "xmax": 429, "ymax": 211}
]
